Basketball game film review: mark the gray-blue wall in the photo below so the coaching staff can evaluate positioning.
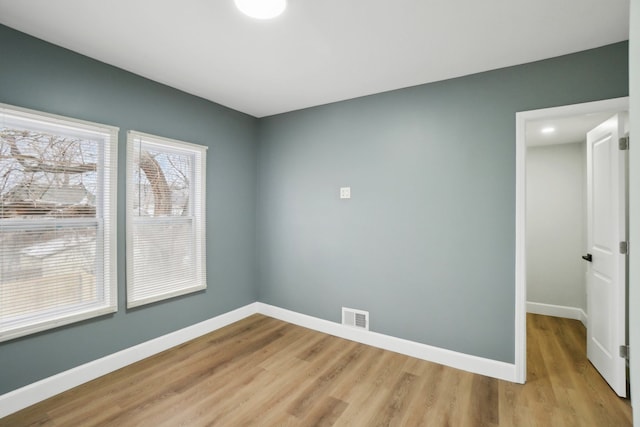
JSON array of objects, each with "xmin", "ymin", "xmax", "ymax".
[
  {"xmin": 0, "ymin": 25, "xmax": 259, "ymax": 394},
  {"xmin": 0, "ymin": 22, "xmax": 630, "ymax": 396},
  {"xmin": 257, "ymin": 42, "xmax": 629, "ymax": 363}
]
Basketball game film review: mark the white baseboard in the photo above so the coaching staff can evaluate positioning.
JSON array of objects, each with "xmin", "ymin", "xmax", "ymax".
[
  {"xmin": 1, "ymin": 301, "xmax": 518, "ymax": 418},
  {"xmin": 256, "ymin": 303, "xmax": 517, "ymax": 383},
  {"xmin": 0, "ymin": 302, "xmax": 260, "ymax": 419},
  {"xmin": 527, "ymin": 301, "xmax": 588, "ymax": 327}
]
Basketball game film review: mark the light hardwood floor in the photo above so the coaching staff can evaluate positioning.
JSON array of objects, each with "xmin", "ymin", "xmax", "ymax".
[{"xmin": 0, "ymin": 313, "xmax": 632, "ymax": 426}]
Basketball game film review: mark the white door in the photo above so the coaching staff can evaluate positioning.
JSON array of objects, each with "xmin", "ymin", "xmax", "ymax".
[{"xmin": 585, "ymin": 113, "xmax": 627, "ymax": 397}]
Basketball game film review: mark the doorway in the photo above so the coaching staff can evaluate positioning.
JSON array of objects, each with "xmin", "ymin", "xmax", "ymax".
[{"xmin": 514, "ymin": 97, "xmax": 629, "ymax": 384}]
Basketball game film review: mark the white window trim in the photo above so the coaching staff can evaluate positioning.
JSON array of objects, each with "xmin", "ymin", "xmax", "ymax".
[
  {"xmin": 126, "ymin": 130, "xmax": 207, "ymax": 308},
  {"xmin": 0, "ymin": 103, "xmax": 118, "ymax": 342}
]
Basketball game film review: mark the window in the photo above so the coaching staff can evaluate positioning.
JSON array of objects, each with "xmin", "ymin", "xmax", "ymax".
[
  {"xmin": 0, "ymin": 104, "xmax": 118, "ymax": 342},
  {"xmin": 126, "ymin": 131, "xmax": 206, "ymax": 308}
]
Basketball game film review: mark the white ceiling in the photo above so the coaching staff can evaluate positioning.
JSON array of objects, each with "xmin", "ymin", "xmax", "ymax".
[
  {"xmin": 526, "ymin": 112, "xmax": 616, "ymax": 147},
  {"xmin": 0, "ymin": 0, "xmax": 630, "ymax": 118}
]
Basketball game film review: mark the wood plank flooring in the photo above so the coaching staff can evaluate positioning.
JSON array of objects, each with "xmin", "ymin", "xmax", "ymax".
[{"xmin": 0, "ymin": 313, "xmax": 632, "ymax": 426}]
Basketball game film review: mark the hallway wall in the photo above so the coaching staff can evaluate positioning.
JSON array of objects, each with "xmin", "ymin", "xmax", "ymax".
[{"xmin": 526, "ymin": 142, "xmax": 586, "ymax": 313}]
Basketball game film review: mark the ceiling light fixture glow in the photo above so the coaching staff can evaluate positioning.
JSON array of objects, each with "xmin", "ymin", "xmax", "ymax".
[
  {"xmin": 541, "ymin": 126, "xmax": 556, "ymax": 134},
  {"xmin": 234, "ymin": 0, "xmax": 287, "ymax": 19}
]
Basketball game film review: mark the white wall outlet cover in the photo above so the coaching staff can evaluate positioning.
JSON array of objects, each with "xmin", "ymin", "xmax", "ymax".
[{"xmin": 340, "ymin": 187, "xmax": 351, "ymax": 199}]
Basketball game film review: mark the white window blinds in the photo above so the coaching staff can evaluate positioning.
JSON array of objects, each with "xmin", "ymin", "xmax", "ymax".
[
  {"xmin": 0, "ymin": 104, "xmax": 118, "ymax": 342},
  {"xmin": 126, "ymin": 131, "xmax": 207, "ymax": 308}
]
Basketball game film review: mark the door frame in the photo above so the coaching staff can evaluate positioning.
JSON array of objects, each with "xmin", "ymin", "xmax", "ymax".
[{"xmin": 514, "ymin": 96, "xmax": 629, "ymax": 383}]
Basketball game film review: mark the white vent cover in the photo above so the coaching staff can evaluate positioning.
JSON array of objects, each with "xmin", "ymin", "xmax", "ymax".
[{"xmin": 342, "ymin": 307, "xmax": 369, "ymax": 330}]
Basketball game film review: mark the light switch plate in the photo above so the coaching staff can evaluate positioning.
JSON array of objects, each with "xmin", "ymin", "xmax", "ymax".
[{"xmin": 340, "ymin": 187, "xmax": 351, "ymax": 199}]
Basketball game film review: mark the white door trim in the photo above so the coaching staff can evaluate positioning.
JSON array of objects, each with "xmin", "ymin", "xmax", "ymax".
[{"xmin": 514, "ymin": 97, "xmax": 629, "ymax": 383}]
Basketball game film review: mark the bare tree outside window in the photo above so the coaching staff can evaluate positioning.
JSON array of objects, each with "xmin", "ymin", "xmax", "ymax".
[
  {"xmin": 131, "ymin": 145, "xmax": 191, "ymax": 218},
  {"xmin": 1, "ymin": 128, "xmax": 101, "ymax": 318},
  {"xmin": 1, "ymin": 129, "xmax": 98, "ymax": 217},
  {"xmin": 126, "ymin": 132, "xmax": 206, "ymax": 308},
  {"xmin": 0, "ymin": 105, "xmax": 116, "ymax": 342}
]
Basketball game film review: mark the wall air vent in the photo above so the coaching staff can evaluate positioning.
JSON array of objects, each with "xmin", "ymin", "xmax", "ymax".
[{"xmin": 342, "ymin": 307, "xmax": 369, "ymax": 330}]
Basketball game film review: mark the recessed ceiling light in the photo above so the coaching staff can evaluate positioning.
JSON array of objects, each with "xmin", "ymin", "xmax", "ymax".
[
  {"xmin": 541, "ymin": 127, "xmax": 556, "ymax": 134},
  {"xmin": 235, "ymin": 0, "xmax": 287, "ymax": 19}
]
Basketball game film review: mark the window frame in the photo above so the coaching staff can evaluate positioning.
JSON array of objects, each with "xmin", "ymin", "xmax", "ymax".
[
  {"xmin": 0, "ymin": 103, "xmax": 118, "ymax": 342},
  {"xmin": 126, "ymin": 130, "xmax": 207, "ymax": 308}
]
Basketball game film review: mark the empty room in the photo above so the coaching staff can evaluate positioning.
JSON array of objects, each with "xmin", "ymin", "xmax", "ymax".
[{"xmin": 0, "ymin": 0, "xmax": 639, "ymax": 426}]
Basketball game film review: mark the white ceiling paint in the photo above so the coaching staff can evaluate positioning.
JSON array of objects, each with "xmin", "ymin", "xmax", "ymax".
[
  {"xmin": 526, "ymin": 112, "xmax": 616, "ymax": 147},
  {"xmin": 0, "ymin": 0, "xmax": 630, "ymax": 118}
]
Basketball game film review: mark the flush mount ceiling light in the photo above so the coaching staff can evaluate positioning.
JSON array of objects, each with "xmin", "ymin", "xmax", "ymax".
[
  {"xmin": 541, "ymin": 126, "xmax": 556, "ymax": 134},
  {"xmin": 235, "ymin": 0, "xmax": 287, "ymax": 19}
]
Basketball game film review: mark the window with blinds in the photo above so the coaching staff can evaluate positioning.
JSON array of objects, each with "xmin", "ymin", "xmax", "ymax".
[
  {"xmin": 0, "ymin": 104, "xmax": 118, "ymax": 342},
  {"xmin": 126, "ymin": 131, "xmax": 207, "ymax": 308}
]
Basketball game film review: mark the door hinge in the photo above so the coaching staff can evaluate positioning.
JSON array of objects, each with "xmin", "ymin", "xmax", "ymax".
[
  {"xmin": 620, "ymin": 241, "xmax": 628, "ymax": 255},
  {"xmin": 620, "ymin": 345, "xmax": 630, "ymax": 359},
  {"xmin": 619, "ymin": 136, "xmax": 629, "ymax": 150}
]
